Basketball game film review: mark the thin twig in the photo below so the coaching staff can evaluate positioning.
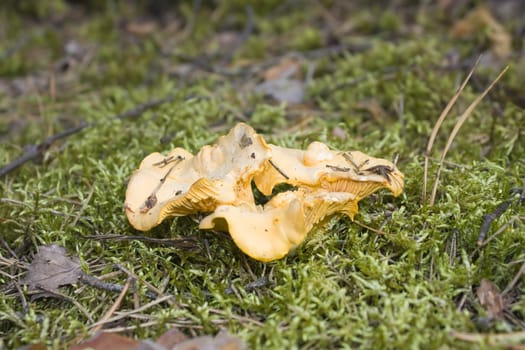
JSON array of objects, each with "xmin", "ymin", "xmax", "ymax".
[
  {"xmin": 220, "ymin": 5, "xmax": 254, "ymax": 64},
  {"xmin": 35, "ymin": 286, "xmax": 94, "ymax": 323},
  {"xmin": 79, "ymin": 271, "xmax": 127, "ymax": 294},
  {"xmin": 353, "ymin": 220, "xmax": 387, "ymax": 235},
  {"xmin": 71, "ymin": 183, "xmax": 96, "ymax": 228},
  {"xmin": 502, "ymin": 260, "xmax": 525, "ymax": 296},
  {"xmin": 0, "ymin": 94, "xmax": 174, "ymax": 177},
  {"xmin": 451, "ymin": 330, "xmax": 525, "ymax": 344},
  {"xmin": 268, "ymin": 159, "xmax": 289, "ymax": 179},
  {"xmin": 477, "ymin": 201, "xmax": 513, "ymax": 246},
  {"xmin": 429, "ymin": 65, "xmax": 509, "ymax": 206},
  {"xmin": 0, "ymin": 122, "xmax": 87, "ymax": 177},
  {"xmin": 225, "ymin": 276, "xmax": 269, "ymax": 295},
  {"xmin": 82, "ymin": 233, "xmax": 199, "ymax": 249},
  {"xmin": 14, "ymin": 282, "xmax": 28, "ymax": 314},
  {"xmin": 0, "ymin": 237, "xmax": 17, "ymax": 258},
  {"xmin": 88, "ymin": 295, "xmax": 174, "ymax": 329},
  {"xmin": 91, "ymin": 277, "xmax": 132, "ymax": 333},
  {"xmin": 422, "ymin": 56, "xmax": 480, "ymax": 204},
  {"xmin": 114, "ymin": 264, "xmax": 175, "ymax": 305}
]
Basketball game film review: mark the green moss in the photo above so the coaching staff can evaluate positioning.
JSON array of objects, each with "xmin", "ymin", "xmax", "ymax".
[{"xmin": 1, "ymin": 2, "xmax": 524, "ymax": 349}]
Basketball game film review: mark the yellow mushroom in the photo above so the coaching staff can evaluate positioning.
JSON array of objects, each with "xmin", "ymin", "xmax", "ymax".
[
  {"xmin": 254, "ymin": 141, "xmax": 404, "ymax": 200},
  {"xmin": 125, "ymin": 123, "xmax": 271, "ymax": 231},
  {"xmin": 125, "ymin": 122, "xmax": 404, "ymax": 261},
  {"xmin": 199, "ymin": 190, "xmax": 358, "ymax": 262}
]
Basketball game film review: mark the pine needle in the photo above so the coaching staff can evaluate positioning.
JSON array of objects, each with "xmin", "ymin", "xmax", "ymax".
[
  {"xmin": 429, "ymin": 65, "xmax": 509, "ymax": 206},
  {"xmin": 422, "ymin": 56, "xmax": 481, "ymax": 204}
]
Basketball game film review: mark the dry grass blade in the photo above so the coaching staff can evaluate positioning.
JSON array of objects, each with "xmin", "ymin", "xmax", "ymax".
[
  {"xmin": 429, "ymin": 65, "xmax": 509, "ymax": 206},
  {"xmin": 88, "ymin": 295, "xmax": 174, "ymax": 329},
  {"xmin": 452, "ymin": 330, "xmax": 525, "ymax": 345},
  {"xmin": 422, "ymin": 56, "xmax": 481, "ymax": 204},
  {"xmin": 90, "ymin": 277, "xmax": 132, "ymax": 333}
]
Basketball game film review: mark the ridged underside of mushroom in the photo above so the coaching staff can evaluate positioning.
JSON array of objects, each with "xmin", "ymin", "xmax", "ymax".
[
  {"xmin": 253, "ymin": 144, "xmax": 404, "ymax": 199},
  {"xmin": 199, "ymin": 190, "xmax": 359, "ymax": 262}
]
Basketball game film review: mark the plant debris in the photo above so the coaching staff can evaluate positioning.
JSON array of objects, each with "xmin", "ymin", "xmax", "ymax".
[
  {"xmin": 125, "ymin": 123, "xmax": 404, "ymax": 261},
  {"xmin": 68, "ymin": 329, "xmax": 246, "ymax": 350},
  {"xmin": 21, "ymin": 245, "xmax": 82, "ymax": 294},
  {"xmin": 476, "ymin": 278, "xmax": 505, "ymax": 320}
]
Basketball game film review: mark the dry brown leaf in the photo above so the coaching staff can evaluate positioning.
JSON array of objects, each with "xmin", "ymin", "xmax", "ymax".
[
  {"xmin": 354, "ymin": 99, "xmax": 386, "ymax": 122},
  {"xmin": 254, "ymin": 79, "xmax": 305, "ymax": 104},
  {"xmin": 126, "ymin": 21, "xmax": 157, "ymax": 36},
  {"xmin": 22, "ymin": 245, "xmax": 82, "ymax": 292},
  {"xmin": 477, "ymin": 278, "xmax": 505, "ymax": 320},
  {"xmin": 155, "ymin": 327, "xmax": 189, "ymax": 348},
  {"xmin": 171, "ymin": 332, "xmax": 246, "ymax": 350},
  {"xmin": 69, "ymin": 332, "xmax": 139, "ymax": 350},
  {"xmin": 68, "ymin": 329, "xmax": 245, "ymax": 350},
  {"xmin": 331, "ymin": 126, "xmax": 347, "ymax": 141},
  {"xmin": 255, "ymin": 58, "xmax": 304, "ymax": 103},
  {"xmin": 451, "ymin": 6, "xmax": 512, "ymax": 59},
  {"xmin": 263, "ymin": 58, "xmax": 301, "ymax": 81}
]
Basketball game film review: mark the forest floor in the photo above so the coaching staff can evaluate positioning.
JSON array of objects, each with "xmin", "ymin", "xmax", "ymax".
[{"xmin": 1, "ymin": 1, "xmax": 524, "ymax": 349}]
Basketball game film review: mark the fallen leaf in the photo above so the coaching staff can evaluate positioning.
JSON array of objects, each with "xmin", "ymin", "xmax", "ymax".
[
  {"xmin": 451, "ymin": 6, "xmax": 512, "ymax": 59},
  {"xmin": 126, "ymin": 20, "xmax": 157, "ymax": 36},
  {"xmin": 254, "ymin": 79, "xmax": 305, "ymax": 104},
  {"xmin": 263, "ymin": 58, "xmax": 301, "ymax": 81},
  {"xmin": 331, "ymin": 126, "xmax": 347, "ymax": 141},
  {"xmin": 171, "ymin": 332, "xmax": 246, "ymax": 350},
  {"xmin": 68, "ymin": 329, "xmax": 246, "ymax": 350},
  {"xmin": 477, "ymin": 278, "xmax": 505, "ymax": 320},
  {"xmin": 69, "ymin": 332, "xmax": 139, "ymax": 350},
  {"xmin": 354, "ymin": 99, "xmax": 386, "ymax": 122},
  {"xmin": 155, "ymin": 327, "xmax": 189, "ymax": 348},
  {"xmin": 22, "ymin": 245, "xmax": 82, "ymax": 292},
  {"xmin": 255, "ymin": 58, "xmax": 305, "ymax": 104},
  {"xmin": 214, "ymin": 31, "xmax": 242, "ymax": 50}
]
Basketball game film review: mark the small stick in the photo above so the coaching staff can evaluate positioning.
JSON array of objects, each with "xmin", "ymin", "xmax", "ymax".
[
  {"xmin": 0, "ymin": 95, "xmax": 174, "ymax": 177},
  {"xmin": 326, "ymin": 164, "xmax": 350, "ymax": 172},
  {"xmin": 244, "ymin": 276, "xmax": 269, "ymax": 292},
  {"xmin": 35, "ymin": 286, "xmax": 94, "ymax": 323},
  {"xmin": 115, "ymin": 264, "xmax": 175, "ymax": 305},
  {"xmin": 0, "ymin": 123, "xmax": 87, "ymax": 177},
  {"xmin": 82, "ymin": 234, "xmax": 198, "ymax": 249},
  {"xmin": 91, "ymin": 277, "xmax": 132, "ymax": 333},
  {"xmin": 14, "ymin": 283, "xmax": 28, "ymax": 314},
  {"xmin": 477, "ymin": 200, "xmax": 513, "ymax": 246},
  {"xmin": 451, "ymin": 330, "xmax": 525, "ymax": 344},
  {"xmin": 0, "ymin": 237, "xmax": 17, "ymax": 258},
  {"xmin": 79, "ymin": 271, "xmax": 136, "ymax": 295},
  {"xmin": 139, "ymin": 156, "xmax": 184, "ymax": 213},
  {"xmin": 268, "ymin": 159, "xmax": 289, "ymax": 179},
  {"xmin": 502, "ymin": 260, "xmax": 525, "ymax": 296},
  {"xmin": 88, "ymin": 295, "xmax": 174, "ymax": 329},
  {"xmin": 353, "ymin": 220, "xmax": 387, "ymax": 235}
]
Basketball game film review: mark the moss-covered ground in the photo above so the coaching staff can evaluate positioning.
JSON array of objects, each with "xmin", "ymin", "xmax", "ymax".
[{"xmin": 1, "ymin": 1, "xmax": 524, "ymax": 349}]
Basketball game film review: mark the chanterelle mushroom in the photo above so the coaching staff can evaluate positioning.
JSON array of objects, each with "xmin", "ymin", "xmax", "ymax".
[
  {"xmin": 254, "ymin": 142, "xmax": 404, "ymax": 199},
  {"xmin": 125, "ymin": 123, "xmax": 271, "ymax": 231},
  {"xmin": 199, "ymin": 189, "xmax": 358, "ymax": 261},
  {"xmin": 125, "ymin": 123, "xmax": 404, "ymax": 261}
]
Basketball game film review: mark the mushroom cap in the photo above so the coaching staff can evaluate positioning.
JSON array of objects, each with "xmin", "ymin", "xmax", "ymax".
[
  {"xmin": 199, "ymin": 189, "xmax": 358, "ymax": 262},
  {"xmin": 125, "ymin": 123, "xmax": 271, "ymax": 231},
  {"xmin": 125, "ymin": 122, "xmax": 405, "ymax": 262},
  {"xmin": 254, "ymin": 142, "xmax": 404, "ymax": 199}
]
